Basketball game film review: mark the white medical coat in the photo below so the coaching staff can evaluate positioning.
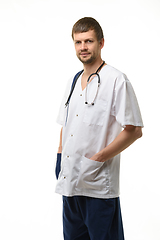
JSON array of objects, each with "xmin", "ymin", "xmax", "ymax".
[{"xmin": 55, "ymin": 65, "xmax": 143, "ymax": 199}]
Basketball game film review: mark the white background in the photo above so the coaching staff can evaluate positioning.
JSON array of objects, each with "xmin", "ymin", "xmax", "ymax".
[{"xmin": 0, "ymin": 0, "xmax": 160, "ymax": 239}]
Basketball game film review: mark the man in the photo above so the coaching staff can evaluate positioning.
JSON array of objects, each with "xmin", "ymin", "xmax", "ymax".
[{"xmin": 55, "ymin": 17, "xmax": 143, "ymax": 240}]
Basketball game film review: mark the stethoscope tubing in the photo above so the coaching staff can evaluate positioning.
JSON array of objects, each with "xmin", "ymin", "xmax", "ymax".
[
  {"xmin": 85, "ymin": 61, "xmax": 105, "ymax": 106},
  {"xmin": 85, "ymin": 72, "xmax": 100, "ymax": 106}
]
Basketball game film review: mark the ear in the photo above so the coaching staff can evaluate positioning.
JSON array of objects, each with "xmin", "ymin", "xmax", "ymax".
[{"xmin": 99, "ymin": 38, "xmax": 104, "ymax": 49}]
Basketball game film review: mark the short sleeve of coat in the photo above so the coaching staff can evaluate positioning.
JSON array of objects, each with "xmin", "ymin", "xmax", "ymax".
[
  {"xmin": 111, "ymin": 73, "xmax": 144, "ymax": 128},
  {"xmin": 56, "ymin": 77, "xmax": 73, "ymax": 126}
]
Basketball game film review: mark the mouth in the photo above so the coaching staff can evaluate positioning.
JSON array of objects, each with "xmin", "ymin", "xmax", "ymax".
[{"xmin": 80, "ymin": 52, "xmax": 90, "ymax": 57}]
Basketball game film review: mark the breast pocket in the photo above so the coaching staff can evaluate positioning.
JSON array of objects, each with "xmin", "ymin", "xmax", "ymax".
[{"xmin": 83, "ymin": 99, "xmax": 107, "ymax": 126}]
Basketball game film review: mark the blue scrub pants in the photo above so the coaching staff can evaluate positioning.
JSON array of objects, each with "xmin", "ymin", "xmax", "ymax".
[{"xmin": 63, "ymin": 196, "xmax": 125, "ymax": 240}]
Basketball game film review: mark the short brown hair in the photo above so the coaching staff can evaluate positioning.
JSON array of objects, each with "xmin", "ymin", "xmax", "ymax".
[{"xmin": 72, "ymin": 17, "xmax": 104, "ymax": 42}]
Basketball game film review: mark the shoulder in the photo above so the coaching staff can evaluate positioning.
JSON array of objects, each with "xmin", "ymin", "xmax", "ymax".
[
  {"xmin": 102, "ymin": 65, "xmax": 129, "ymax": 88},
  {"xmin": 103, "ymin": 65, "xmax": 127, "ymax": 80}
]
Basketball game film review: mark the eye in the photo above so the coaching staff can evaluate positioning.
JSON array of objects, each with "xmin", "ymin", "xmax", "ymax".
[
  {"xmin": 87, "ymin": 40, "xmax": 93, "ymax": 43},
  {"xmin": 75, "ymin": 41, "xmax": 81, "ymax": 44}
]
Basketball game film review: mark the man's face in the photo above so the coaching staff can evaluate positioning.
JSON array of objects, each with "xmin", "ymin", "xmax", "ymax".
[{"xmin": 73, "ymin": 30, "xmax": 104, "ymax": 64}]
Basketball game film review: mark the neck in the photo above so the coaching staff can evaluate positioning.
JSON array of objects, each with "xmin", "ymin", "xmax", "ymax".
[{"xmin": 83, "ymin": 57, "xmax": 103, "ymax": 76}]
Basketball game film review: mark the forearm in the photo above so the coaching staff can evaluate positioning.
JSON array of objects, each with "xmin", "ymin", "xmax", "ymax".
[
  {"xmin": 90, "ymin": 125, "xmax": 142, "ymax": 162},
  {"xmin": 57, "ymin": 127, "xmax": 63, "ymax": 153}
]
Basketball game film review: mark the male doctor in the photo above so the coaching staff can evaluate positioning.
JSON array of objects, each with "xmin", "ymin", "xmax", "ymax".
[{"xmin": 55, "ymin": 17, "xmax": 143, "ymax": 240}]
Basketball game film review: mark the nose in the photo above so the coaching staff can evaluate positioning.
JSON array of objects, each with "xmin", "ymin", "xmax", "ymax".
[{"xmin": 80, "ymin": 42, "xmax": 87, "ymax": 51}]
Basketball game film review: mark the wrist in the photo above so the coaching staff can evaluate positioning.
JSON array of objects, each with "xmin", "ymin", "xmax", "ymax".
[
  {"xmin": 91, "ymin": 151, "xmax": 105, "ymax": 162},
  {"xmin": 58, "ymin": 146, "xmax": 62, "ymax": 153}
]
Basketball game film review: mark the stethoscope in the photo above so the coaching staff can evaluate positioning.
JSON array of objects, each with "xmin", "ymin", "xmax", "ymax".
[
  {"xmin": 65, "ymin": 61, "xmax": 105, "ymax": 107},
  {"xmin": 85, "ymin": 60, "xmax": 105, "ymax": 106}
]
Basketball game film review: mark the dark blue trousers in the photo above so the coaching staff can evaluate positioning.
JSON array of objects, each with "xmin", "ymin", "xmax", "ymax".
[{"xmin": 63, "ymin": 196, "xmax": 125, "ymax": 240}]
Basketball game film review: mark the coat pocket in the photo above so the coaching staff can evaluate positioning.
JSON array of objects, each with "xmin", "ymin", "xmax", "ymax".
[{"xmin": 76, "ymin": 156, "xmax": 107, "ymax": 191}]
